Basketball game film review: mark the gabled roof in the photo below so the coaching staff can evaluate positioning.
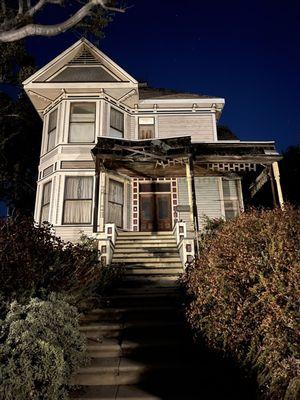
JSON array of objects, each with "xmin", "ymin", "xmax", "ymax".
[{"xmin": 23, "ymin": 38, "xmax": 138, "ymax": 85}]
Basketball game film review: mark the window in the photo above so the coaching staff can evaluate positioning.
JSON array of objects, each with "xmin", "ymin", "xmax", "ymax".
[
  {"xmin": 40, "ymin": 181, "xmax": 52, "ymax": 223},
  {"xmin": 138, "ymin": 117, "xmax": 155, "ymax": 139},
  {"xmin": 222, "ymin": 179, "xmax": 240, "ymax": 220},
  {"xmin": 63, "ymin": 177, "xmax": 93, "ymax": 224},
  {"xmin": 69, "ymin": 103, "xmax": 95, "ymax": 143},
  {"xmin": 47, "ymin": 109, "xmax": 57, "ymax": 151},
  {"xmin": 110, "ymin": 108, "xmax": 124, "ymax": 138},
  {"xmin": 107, "ymin": 180, "xmax": 124, "ymax": 228}
]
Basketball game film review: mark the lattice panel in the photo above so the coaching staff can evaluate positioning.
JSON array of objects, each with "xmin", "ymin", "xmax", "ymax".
[{"xmin": 206, "ymin": 163, "xmax": 256, "ymax": 172}]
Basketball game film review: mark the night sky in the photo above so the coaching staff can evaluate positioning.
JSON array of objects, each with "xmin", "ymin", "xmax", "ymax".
[
  {"xmin": 1, "ymin": 0, "xmax": 299, "ymax": 216},
  {"xmin": 25, "ymin": 0, "xmax": 300, "ymax": 152}
]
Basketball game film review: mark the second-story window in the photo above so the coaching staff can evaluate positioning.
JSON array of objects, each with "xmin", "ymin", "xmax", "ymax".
[
  {"xmin": 47, "ymin": 109, "xmax": 57, "ymax": 151},
  {"xmin": 69, "ymin": 102, "xmax": 96, "ymax": 143},
  {"xmin": 138, "ymin": 117, "xmax": 155, "ymax": 139},
  {"xmin": 110, "ymin": 108, "xmax": 124, "ymax": 138}
]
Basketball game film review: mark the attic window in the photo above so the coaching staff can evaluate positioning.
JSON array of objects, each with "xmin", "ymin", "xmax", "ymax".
[{"xmin": 69, "ymin": 48, "xmax": 100, "ymax": 65}]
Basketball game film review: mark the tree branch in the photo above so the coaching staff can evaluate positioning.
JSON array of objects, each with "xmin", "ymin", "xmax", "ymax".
[
  {"xmin": 18, "ymin": 0, "xmax": 24, "ymax": 14},
  {"xmin": 0, "ymin": 0, "xmax": 125, "ymax": 42}
]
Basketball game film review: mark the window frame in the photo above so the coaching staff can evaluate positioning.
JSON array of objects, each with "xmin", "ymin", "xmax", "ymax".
[
  {"xmin": 110, "ymin": 107, "xmax": 124, "ymax": 137},
  {"xmin": 138, "ymin": 116, "xmax": 155, "ymax": 139},
  {"xmin": 62, "ymin": 176, "xmax": 94, "ymax": 225},
  {"xmin": 222, "ymin": 179, "xmax": 240, "ymax": 220},
  {"xmin": 40, "ymin": 180, "xmax": 52, "ymax": 223},
  {"xmin": 68, "ymin": 102, "xmax": 96, "ymax": 143},
  {"xmin": 46, "ymin": 109, "xmax": 58, "ymax": 152}
]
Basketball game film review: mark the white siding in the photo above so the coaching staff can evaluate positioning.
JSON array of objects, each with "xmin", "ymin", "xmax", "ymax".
[
  {"xmin": 177, "ymin": 177, "xmax": 223, "ymax": 231},
  {"xmin": 195, "ymin": 177, "xmax": 223, "ymax": 228},
  {"xmin": 158, "ymin": 114, "xmax": 214, "ymax": 142}
]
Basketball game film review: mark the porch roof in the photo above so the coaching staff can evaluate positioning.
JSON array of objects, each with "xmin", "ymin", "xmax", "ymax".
[{"xmin": 91, "ymin": 137, "xmax": 281, "ymax": 177}]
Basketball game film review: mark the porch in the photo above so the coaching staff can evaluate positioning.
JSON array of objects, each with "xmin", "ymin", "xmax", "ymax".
[{"xmin": 91, "ymin": 136, "xmax": 283, "ymax": 266}]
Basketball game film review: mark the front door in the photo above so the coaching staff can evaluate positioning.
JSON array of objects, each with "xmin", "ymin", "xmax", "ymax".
[{"xmin": 140, "ymin": 193, "xmax": 172, "ymax": 231}]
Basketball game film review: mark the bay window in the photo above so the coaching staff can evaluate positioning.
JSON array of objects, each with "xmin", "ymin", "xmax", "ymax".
[{"xmin": 63, "ymin": 177, "xmax": 93, "ymax": 224}]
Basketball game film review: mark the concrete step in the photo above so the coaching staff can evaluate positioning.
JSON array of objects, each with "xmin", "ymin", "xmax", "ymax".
[
  {"xmin": 113, "ymin": 250, "xmax": 179, "ymax": 257},
  {"xmin": 118, "ymin": 231, "xmax": 173, "ymax": 236},
  {"xmin": 121, "ymin": 260, "xmax": 182, "ymax": 266},
  {"xmin": 124, "ymin": 268, "xmax": 182, "ymax": 276},
  {"xmin": 71, "ymin": 384, "xmax": 161, "ymax": 399},
  {"xmin": 116, "ymin": 239, "xmax": 177, "ymax": 245},
  {"xmin": 113, "ymin": 286, "xmax": 179, "ymax": 295},
  {"xmin": 112, "ymin": 256, "xmax": 181, "ymax": 263},
  {"xmin": 115, "ymin": 242, "xmax": 178, "ymax": 249},
  {"xmin": 72, "ymin": 357, "xmax": 191, "ymax": 386}
]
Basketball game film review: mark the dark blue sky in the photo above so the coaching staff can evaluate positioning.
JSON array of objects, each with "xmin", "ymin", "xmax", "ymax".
[{"xmin": 24, "ymin": 0, "xmax": 300, "ymax": 151}]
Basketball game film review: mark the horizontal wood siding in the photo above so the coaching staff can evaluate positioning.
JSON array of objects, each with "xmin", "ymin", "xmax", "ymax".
[
  {"xmin": 126, "ymin": 115, "xmax": 135, "ymax": 139},
  {"xmin": 158, "ymin": 114, "xmax": 214, "ymax": 142},
  {"xmin": 53, "ymin": 226, "xmax": 94, "ymax": 243},
  {"xmin": 61, "ymin": 160, "xmax": 95, "ymax": 169},
  {"xmin": 195, "ymin": 177, "xmax": 222, "ymax": 228}
]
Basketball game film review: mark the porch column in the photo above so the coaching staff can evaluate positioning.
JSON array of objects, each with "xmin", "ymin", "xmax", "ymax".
[
  {"xmin": 99, "ymin": 171, "xmax": 107, "ymax": 231},
  {"xmin": 272, "ymin": 161, "xmax": 284, "ymax": 210},
  {"xmin": 93, "ymin": 170, "xmax": 100, "ymax": 233},
  {"xmin": 185, "ymin": 158, "xmax": 199, "ymax": 232}
]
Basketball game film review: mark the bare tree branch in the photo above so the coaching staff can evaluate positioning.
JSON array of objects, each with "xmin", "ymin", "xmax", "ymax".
[
  {"xmin": 18, "ymin": 0, "xmax": 24, "ymax": 14},
  {"xmin": 0, "ymin": 0, "xmax": 125, "ymax": 42},
  {"xmin": 1, "ymin": 0, "xmax": 6, "ymax": 15}
]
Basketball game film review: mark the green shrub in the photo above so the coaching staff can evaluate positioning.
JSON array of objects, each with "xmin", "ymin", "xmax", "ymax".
[
  {"xmin": 183, "ymin": 206, "xmax": 300, "ymax": 400},
  {"xmin": 0, "ymin": 293, "xmax": 87, "ymax": 400},
  {"xmin": 0, "ymin": 217, "xmax": 113, "ymax": 303}
]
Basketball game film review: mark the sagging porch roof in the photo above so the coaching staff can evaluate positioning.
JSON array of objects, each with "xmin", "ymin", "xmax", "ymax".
[{"xmin": 91, "ymin": 137, "xmax": 282, "ymax": 178}]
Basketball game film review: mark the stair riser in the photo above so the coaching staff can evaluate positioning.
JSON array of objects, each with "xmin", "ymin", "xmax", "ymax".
[
  {"xmin": 115, "ymin": 243, "xmax": 178, "ymax": 249},
  {"xmin": 113, "ymin": 252, "xmax": 179, "ymax": 257},
  {"xmin": 116, "ymin": 240, "xmax": 177, "ymax": 245},
  {"xmin": 82, "ymin": 309, "xmax": 181, "ymax": 323}
]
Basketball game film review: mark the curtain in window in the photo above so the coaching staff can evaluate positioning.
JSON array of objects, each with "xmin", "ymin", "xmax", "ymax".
[
  {"xmin": 138, "ymin": 117, "xmax": 155, "ymax": 139},
  {"xmin": 40, "ymin": 181, "xmax": 52, "ymax": 222},
  {"xmin": 69, "ymin": 103, "xmax": 95, "ymax": 143},
  {"xmin": 47, "ymin": 109, "xmax": 57, "ymax": 151},
  {"xmin": 63, "ymin": 177, "xmax": 93, "ymax": 224},
  {"xmin": 107, "ymin": 180, "xmax": 123, "ymax": 228}
]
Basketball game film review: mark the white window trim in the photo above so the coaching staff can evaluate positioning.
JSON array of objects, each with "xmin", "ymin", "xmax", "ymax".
[
  {"xmin": 67, "ymin": 100, "xmax": 98, "ymax": 144},
  {"xmin": 105, "ymin": 175, "xmax": 128, "ymax": 229}
]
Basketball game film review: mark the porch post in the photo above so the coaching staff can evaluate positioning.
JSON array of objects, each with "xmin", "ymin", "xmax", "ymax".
[
  {"xmin": 93, "ymin": 169, "xmax": 100, "ymax": 233},
  {"xmin": 185, "ymin": 157, "xmax": 199, "ymax": 232},
  {"xmin": 272, "ymin": 161, "xmax": 284, "ymax": 210}
]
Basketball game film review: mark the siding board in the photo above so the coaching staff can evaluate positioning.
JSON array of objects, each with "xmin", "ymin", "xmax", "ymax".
[{"xmin": 158, "ymin": 114, "xmax": 214, "ymax": 142}]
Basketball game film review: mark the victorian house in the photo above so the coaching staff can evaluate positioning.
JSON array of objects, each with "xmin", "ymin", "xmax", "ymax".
[{"xmin": 23, "ymin": 39, "xmax": 283, "ymax": 265}]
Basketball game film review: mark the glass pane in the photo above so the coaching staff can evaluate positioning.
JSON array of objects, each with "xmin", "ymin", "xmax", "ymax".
[
  {"xmin": 63, "ymin": 200, "xmax": 92, "ymax": 224},
  {"xmin": 141, "ymin": 198, "xmax": 153, "ymax": 220},
  {"xmin": 110, "ymin": 108, "xmax": 124, "ymax": 132},
  {"xmin": 107, "ymin": 203, "xmax": 123, "ymax": 228},
  {"xmin": 48, "ymin": 109, "xmax": 57, "ymax": 131},
  {"xmin": 70, "ymin": 103, "xmax": 96, "ymax": 122},
  {"xmin": 222, "ymin": 180, "xmax": 238, "ymax": 198},
  {"xmin": 47, "ymin": 128, "xmax": 56, "ymax": 151},
  {"xmin": 65, "ymin": 177, "xmax": 93, "ymax": 200},
  {"xmin": 108, "ymin": 180, "xmax": 124, "ymax": 204},
  {"xmin": 40, "ymin": 204, "xmax": 50, "ymax": 223},
  {"xmin": 139, "ymin": 182, "xmax": 170, "ymax": 192},
  {"xmin": 69, "ymin": 122, "xmax": 95, "ymax": 142},
  {"xmin": 139, "ymin": 117, "xmax": 154, "ymax": 125},
  {"xmin": 139, "ymin": 125, "xmax": 155, "ymax": 139},
  {"xmin": 42, "ymin": 181, "xmax": 52, "ymax": 205},
  {"xmin": 109, "ymin": 127, "xmax": 123, "ymax": 138}
]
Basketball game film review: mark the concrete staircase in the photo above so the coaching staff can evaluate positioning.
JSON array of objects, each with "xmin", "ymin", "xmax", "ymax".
[{"xmin": 71, "ymin": 232, "xmax": 254, "ymax": 400}]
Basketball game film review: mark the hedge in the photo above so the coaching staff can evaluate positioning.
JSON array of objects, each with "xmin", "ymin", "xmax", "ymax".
[{"xmin": 183, "ymin": 206, "xmax": 300, "ymax": 400}]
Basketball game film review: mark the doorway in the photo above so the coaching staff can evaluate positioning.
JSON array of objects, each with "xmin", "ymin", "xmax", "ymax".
[{"xmin": 139, "ymin": 182, "xmax": 172, "ymax": 231}]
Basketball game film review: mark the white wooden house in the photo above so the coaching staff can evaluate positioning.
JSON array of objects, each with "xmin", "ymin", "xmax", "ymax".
[{"xmin": 23, "ymin": 38, "xmax": 283, "ymax": 264}]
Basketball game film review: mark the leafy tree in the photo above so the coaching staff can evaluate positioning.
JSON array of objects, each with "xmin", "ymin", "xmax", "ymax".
[{"xmin": 0, "ymin": 0, "xmax": 124, "ymax": 42}]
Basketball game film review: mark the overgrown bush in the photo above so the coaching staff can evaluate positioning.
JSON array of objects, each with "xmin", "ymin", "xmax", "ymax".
[
  {"xmin": 183, "ymin": 206, "xmax": 300, "ymax": 400},
  {"xmin": 0, "ymin": 292, "xmax": 87, "ymax": 400},
  {"xmin": 0, "ymin": 217, "xmax": 121, "ymax": 305}
]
